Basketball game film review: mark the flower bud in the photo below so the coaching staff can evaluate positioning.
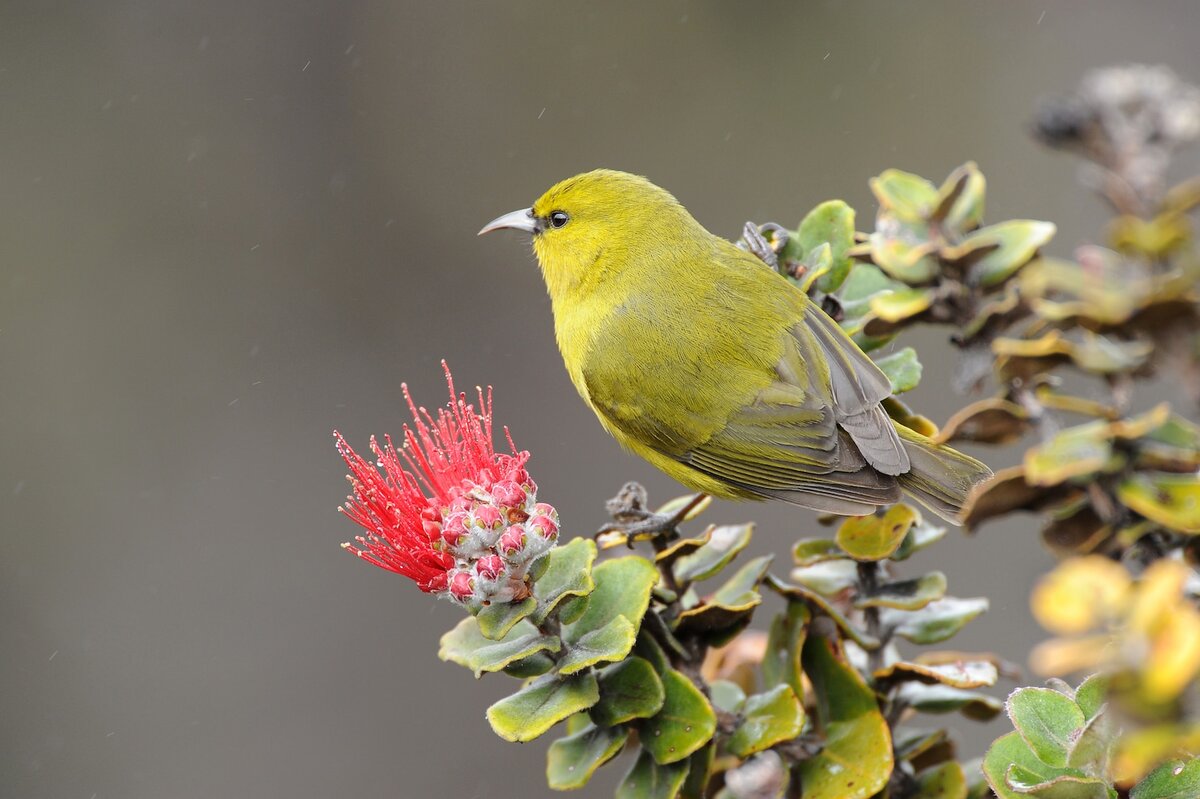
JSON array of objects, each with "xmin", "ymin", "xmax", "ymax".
[
  {"xmin": 528, "ymin": 514, "xmax": 559, "ymax": 542},
  {"xmin": 440, "ymin": 511, "xmax": 468, "ymax": 548},
  {"xmin": 490, "ymin": 480, "xmax": 527, "ymax": 511},
  {"xmin": 531, "ymin": 502, "xmax": 558, "ymax": 523},
  {"xmin": 470, "ymin": 503, "xmax": 504, "ymax": 532},
  {"xmin": 475, "ymin": 554, "xmax": 506, "ymax": 581},
  {"xmin": 497, "ymin": 525, "xmax": 527, "ymax": 560},
  {"xmin": 447, "ymin": 569, "xmax": 475, "ymax": 603}
]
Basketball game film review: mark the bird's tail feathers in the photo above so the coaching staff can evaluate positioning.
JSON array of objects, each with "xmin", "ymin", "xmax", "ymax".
[{"xmin": 895, "ymin": 426, "xmax": 992, "ymax": 524}]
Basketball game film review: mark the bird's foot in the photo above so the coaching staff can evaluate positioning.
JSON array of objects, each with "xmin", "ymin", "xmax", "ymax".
[
  {"xmin": 595, "ymin": 483, "xmax": 708, "ymax": 545},
  {"xmin": 739, "ymin": 221, "xmax": 790, "ymax": 271}
]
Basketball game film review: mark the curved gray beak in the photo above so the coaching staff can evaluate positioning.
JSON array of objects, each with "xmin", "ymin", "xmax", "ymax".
[{"xmin": 478, "ymin": 208, "xmax": 539, "ymax": 236}]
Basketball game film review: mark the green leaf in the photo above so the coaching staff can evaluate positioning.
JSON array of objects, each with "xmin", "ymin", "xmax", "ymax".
[
  {"xmin": 789, "ymin": 558, "xmax": 859, "ymax": 596},
  {"xmin": 708, "ymin": 680, "xmax": 747, "ymax": 714},
  {"xmin": 591, "ymin": 656, "xmax": 666, "ymax": 726},
  {"xmin": 546, "ymin": 723, "xmax": 628, "ymax": 790},
  {"xmin": 636, "ymin": 669, "xmax": 718, "ymax": 765},
  {"xmin": 871, "ymin": 169, "xmax": 939, "ymax": 222},
  {"xmin": 503, "ymin": 652, "xmax": 556, "ymax": 679},
  {"xmin": 1118, "ymin": 473, "xmax": 1200, "ymax": 533},
  {"xmin": 1005, "ymin": 765, "xmax": 1112, "ymax": 799},
  {"xmin": 1074, "ymin": 674, "xmax": 1111, "ymax": 722},
  {"xmin": 765, "ymin": 574, "xmax": 881, "ymax": 650},
  {"xmin": 531, "ymin": 537, "xmax": 598, "ymax": 625},
  {"xmin": 897, "ymin": 683, "xmax": 1004, "ymax": 720},
  {"xmin": 763, "ymin": 601, "xmax": 810, "ymax": 701},
  {"xmin": 792, "ymin": 538, "xmax": 844, "ymax": 566},
  {"xmin": 935, "ymin": 161, "xmax": 986, "ymax": 233},
  {"xmin": 892, "ymin": 518, "xmax": 948, "ymax": 561},
  {"xmin": 984, "ymin": 732, "xmax": 1076, "ymax": 799},
  {"xmin": 438, "ymin": 618, "xmax": 560, "ymax": 678},
  {"xmin": 1067, "ymin": 707, "xmax": 1115, "ymax": 774},
  {"xmin": 1007, "ymin": 687, "xmax": 1086, "ymax": 768},
  {"xmin": 796, "ymin": 200, "xmax": 857, "ymax": 293},
  {"xmin": 725, "ymin": 751, "xmax": 790, "ymax": 799},
  {"xmin": 487, "ymin": 672, "xmax": 601, "ymax": 742},
  {"xmin": 870, "ymin": 286, "xmax": 935, "ymax": 321},
  {"xmin": 874, "ymin": 347, "xmax": 923, "ymax": 394},
  {"xmin": 884, "ymin": 597, "xmax": 989, "ymax": 644},
  {"xmin": 727, "ymin": 684, "xmax": 806, "ymax": 758},
  {"xmin": 563, "ymin": 555, "xmax": 657, "ymax": 663},
  {"xmin": 672, "ymin": 523, "xmax": 754, "ymax": 583},
  {"xmin": 475, "ymin": 597, "xmax": 536, "ymax": 640},
  {"xmin": 856, "ymin": 571, "xmax": 947, "ymax": 610},
  {"xmin": 837, "ymin": 504, "xmax": 918, "ymax": 561},
  {"xmin": 875, "ymin": 659, "xmax": 998, "ymax": 689},
  {"xmin": 1024, "ymin": 423, "xmax": 1116, "ymax": 487},
  {"xmin": 617, "ymin": 748, "xmax": 690, "ymax": 799},
  {"xmin": 798, "ymin": 627, "xmax": 893, "ymax": 799},
  {"xmin": 675, "ymin": 555, "xmax": 773, "ymax": 635},
  {"xmin": 949, "ymin": 220, "xmax": 1056, "ymax": 288},
  {"xmin": 913, "ymin": 760, "xmax": 969, "ymax": 799},
  {"xmin": 681, "ymin": 743, "xmax": 715, "ymax": 799},
  {"xmin": 1131, "ymin": 759, "xmax": 1200, "ymax": 799},
  {"xmin": 558, "ymin": 615, "xmax": 636, "ymax": 675}
]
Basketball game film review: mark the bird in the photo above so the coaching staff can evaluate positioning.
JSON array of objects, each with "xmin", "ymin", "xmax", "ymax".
[{"xmin": 479, "ymin": 169, "xmax": 991, "ymax": 523}]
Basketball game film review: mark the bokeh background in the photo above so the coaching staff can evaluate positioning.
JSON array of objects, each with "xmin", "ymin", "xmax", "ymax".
[{"xmin": 4, "ymin": 2, "xmax": 1200, "ymax": 797}]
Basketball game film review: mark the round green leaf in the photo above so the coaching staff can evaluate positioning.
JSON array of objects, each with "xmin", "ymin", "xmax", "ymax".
[
  {"xmin": 1007, "ymin": 687, "xmax": 1086, "ymax": 768},
  {"xmin": 1118, "ymin": 473, "xmax": 1200, "ymax": 533},
  {"xmin": 438, "ymin": 617, "xmax": 560, "ymax": 678},
  {"xmin": 874, "ymin": 659, "xmax": 998, "ymax": 689},
  {"xmin": 883, "ymin": 597, "xmax": 989, "ymax": 644},
  {"xmin": 558, "ymin": 615, "xmax": 637, "ymax": 675},
  {"xmin": 792, "ymin": 538, "xmax": 844, "ymax": 566},
  {"xmin": 531, "ymin": 537, "xmax": 598, "ymax": 625},
  {"xmin": 672, "ymin": 523, "xmax": 754, "ymax": 583},
  {"xmin": 675, "ymin": 555, "xmax": 772, "ymax": 635},
  {"xmin": 799, "ymin": 629, "xmax": 893, "ymax": 799},
  {"xmin": 952, "ymin": 220, "xmax": 1057, "ymax": 288},
  {"xmin": 789, "ymin": 558, "xmax": 859, "ymax": 596},
  {"xmin": 475, "ymin": 596, "xmax": 536, "ymax": 640},
  {"xmin": 617, "ymin": 748, "xmax": 691, "ymax": 799},
  {"xmin": 591, "ymin": 656, "xmax": 666, "ymax": 726},
  {"xmin": 856, "ymin": 571, "xmax": 947, "ymax": 610},
  {"xmin": 837, "ymin": 504, "xmax": 918, "ymax": 561},
  {"xmin": 636, "ymin": 669, "xmax": 718, "ymax": 765},
  {"xmin": 873, "ymin": 346, "xmax": 924, "ymax": 394},
  {"xmin": 871, "ymin": 169, "xmax": 939, "ymax": 222},
  {"xmin": 563, "ymin": 555, "xmax": 657, "ymax": 647},
  {"xmin": 727, "ymin": 684, "xmax": 806, "ymax": 758},
  {"xmin": 984, "ymin": 732, "xmax": 1076, "ymax": 799},
  {"xmin": 896, "ymin": 683, "xmax": 1003, "ymax": 720},
  {"xmin": 763, "ymin": 601, "xmax": 810, "ymax": 701},
  {"xmin": 708, "ymin": 679, "xmax": 747, "ymax": 714},
  {"xmin": 1131, "ymin": 758, "xmax": 1200, "ymax": 799},
  {"xmin": 546, "ymin": 722, "xmax": 628, "ymax": 790},
  {"xmin": 486, "ymin": 672, "xmax": 600, "ymax": 742},
  {"xmin": 913, "ymin": 760, "xmax": 968, "ymax": 799},
  {"xmin": 1074, "ymin": 674, "xmax": 1111, "ymax": 722},
  {"xmin": 796, "ymin": 199, "xmax": 857, "ymax": 293}
]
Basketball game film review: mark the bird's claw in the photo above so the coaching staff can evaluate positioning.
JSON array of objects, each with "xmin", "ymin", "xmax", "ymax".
[{"xmin": 739, "ymin": 222, "xmax": 790, "ymax": 272}]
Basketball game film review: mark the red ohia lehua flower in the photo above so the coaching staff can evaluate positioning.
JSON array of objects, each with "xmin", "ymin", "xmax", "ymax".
[{"xmin": 335, "ymin": 362, "xmax": 557, "ymax": 604}]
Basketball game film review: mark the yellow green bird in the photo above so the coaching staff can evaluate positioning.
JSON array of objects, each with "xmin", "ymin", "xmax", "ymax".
[{"xmin": 480, "ymin": 170, "xmax": 990, "ymax": 523}]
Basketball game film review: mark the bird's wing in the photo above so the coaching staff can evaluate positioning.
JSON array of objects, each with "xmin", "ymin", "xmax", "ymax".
[{"xmin": 793, "ymin": 307, "xmax": 909, "ymax": 475}]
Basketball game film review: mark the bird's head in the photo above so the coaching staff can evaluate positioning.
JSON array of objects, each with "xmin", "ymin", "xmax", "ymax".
[{"xmin": 479, "ymin": 169, "xmax": 697, "ymax": 302}]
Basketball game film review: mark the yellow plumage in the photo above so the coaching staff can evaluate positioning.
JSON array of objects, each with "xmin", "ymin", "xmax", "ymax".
[{"xmin": 481, "ymin": 170, "xmax": 991, "ymax": 522}]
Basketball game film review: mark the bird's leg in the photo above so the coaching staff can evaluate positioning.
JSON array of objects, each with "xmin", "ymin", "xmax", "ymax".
[{"xmin": 738, "ymin": 222, "xmax": 790, "ymax": 272}]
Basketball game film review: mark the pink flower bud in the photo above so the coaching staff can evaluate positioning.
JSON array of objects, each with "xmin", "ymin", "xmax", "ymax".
[
  {"xmin": 528, "ymin": 514, "xmax": 558, "ymax": 542},
  {"xmin": 475, "ymin": 554, "xmax": 506, "ymax": 581},
  {"xmin": 421, "ymin": 519, "xmax": 442, "ymax": 542},
  {"xmin": 448, "ymin": 569, "xmax": 475, "ymax": 602},
  {"xmin": 490, "ymin": 480, "xmax": 527, "ymax": 510},
  {"xmin": 497, "ymin": 525, "xmax": 527, "ymax": 558},
  {"xmin": 531, "ymin": 503, "xmax": 558, "ymax": 524},
  {"xmin": 470, "ymin": 503, "xmax": 504, "ymax": 531},
  {"xmin": 447, "ymin": 495, "xmax": 473, "ymax": 514}
]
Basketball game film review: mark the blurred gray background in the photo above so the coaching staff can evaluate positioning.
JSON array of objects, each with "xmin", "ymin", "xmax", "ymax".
[{"xmin": 4, "ymin": 2, "xmax": 1200, "ymax": 797}]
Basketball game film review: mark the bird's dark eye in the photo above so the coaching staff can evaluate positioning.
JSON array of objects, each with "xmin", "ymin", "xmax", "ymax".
[{"xmin": 548, "ymin": 211, "xmax": 570, "ymax": 229}]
